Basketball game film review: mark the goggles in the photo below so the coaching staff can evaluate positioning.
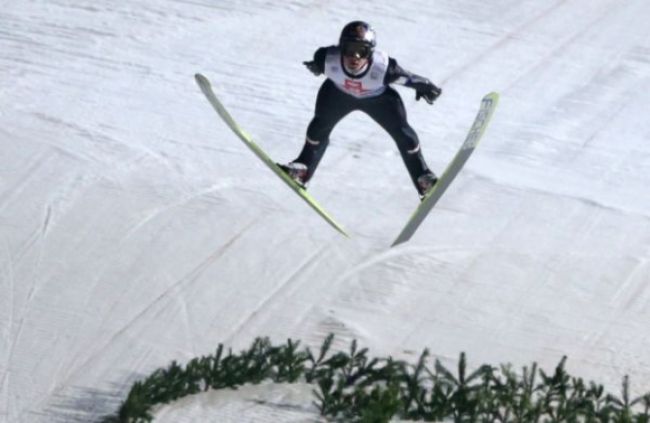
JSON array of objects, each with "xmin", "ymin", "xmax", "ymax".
[{"xmin": 341, "ymin": 42, "xmax": 372, "ymax": 59}]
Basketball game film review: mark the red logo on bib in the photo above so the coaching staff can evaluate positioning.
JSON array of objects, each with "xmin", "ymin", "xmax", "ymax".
[{"xmin": 344, "ymin": 79, "xmax": 369, "ymax": 94}]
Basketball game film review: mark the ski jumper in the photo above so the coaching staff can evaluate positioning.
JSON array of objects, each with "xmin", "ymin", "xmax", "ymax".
[{"xmin": 294, "ymin": 45, "xmax": 435, "ymax": 192}]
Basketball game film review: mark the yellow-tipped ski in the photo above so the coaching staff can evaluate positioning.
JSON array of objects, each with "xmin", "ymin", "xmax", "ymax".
[
  {"xmin": 195, "ymin": 73, "xmax": 348, "ymax": 237},
  {"xmin": 392, "ymin": 92, "xmax": 499, "ymax": 247}
]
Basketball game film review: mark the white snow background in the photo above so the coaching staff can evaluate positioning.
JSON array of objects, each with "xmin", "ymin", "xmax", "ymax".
[{"xmin": 2, "ymin": 0, "xmax": 650, "ymax": 421}]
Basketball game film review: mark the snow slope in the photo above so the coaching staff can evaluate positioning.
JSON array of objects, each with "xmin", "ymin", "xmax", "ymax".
[{"xmin": 1, "ymin": 0, "xmax": 650, "ymax": 421}]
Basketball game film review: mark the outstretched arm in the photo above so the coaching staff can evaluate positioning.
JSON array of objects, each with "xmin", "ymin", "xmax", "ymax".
[
  {"xmin": 386, "ymin": 58, "xmax": 442, "ymax": 104},
  {"xmin": 303, "ymin": 47, "xmax": 328, "ymax": 76}
]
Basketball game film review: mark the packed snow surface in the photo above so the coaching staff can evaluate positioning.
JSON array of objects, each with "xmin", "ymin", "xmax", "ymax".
[{"xmin": 1, "ymin": 0, "xmax": 649, "ymax": 421}]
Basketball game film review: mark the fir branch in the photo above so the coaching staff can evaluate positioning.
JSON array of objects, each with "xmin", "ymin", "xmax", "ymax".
[{"xmin": 106, "ymin": 334, "xmax": 650, "ymax": 422}]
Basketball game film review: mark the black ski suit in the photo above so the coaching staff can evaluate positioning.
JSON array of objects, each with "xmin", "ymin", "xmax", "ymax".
[{"xmin": 293, "ymin": 45, "xmax": 441, "ymax": 194}]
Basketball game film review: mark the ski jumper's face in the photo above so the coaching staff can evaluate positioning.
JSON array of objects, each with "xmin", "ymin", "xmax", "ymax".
[
  {"xmin": 341, "ymin": 41, "xmax": 371, "ymax": 72},
  {"xmin": 342, "ymin": 54, "xmax": 369, "ymax": 72}
]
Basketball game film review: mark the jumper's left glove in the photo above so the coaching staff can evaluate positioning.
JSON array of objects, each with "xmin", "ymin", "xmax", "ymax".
[
  {"xmin": 303, "ymin": 60, "xmax": 322, "ymax": 76},
  {"xmin": 414, "ymin": 83, "xmax": 442, "ymax": 105}
]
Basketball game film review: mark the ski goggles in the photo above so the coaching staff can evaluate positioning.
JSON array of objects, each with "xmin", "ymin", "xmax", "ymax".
[{"xmin": 341, "ymin": 42, "xmax": 372, "ymax": 59}]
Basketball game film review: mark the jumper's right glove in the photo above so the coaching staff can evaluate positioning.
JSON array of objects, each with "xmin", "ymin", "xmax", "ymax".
[
  {"xmin": 303, "ymin": 60, "xmax": 322, "ymax": 76},
  {"xmin": 415, "ymin": 82, "xmax": 442, "ymax": 105}
]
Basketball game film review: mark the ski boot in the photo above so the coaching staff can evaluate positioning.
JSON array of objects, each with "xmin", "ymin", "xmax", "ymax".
[
  {"xmin": 278, "ymin": 162, "xmax": 308, "ymax": 188},
  {"xmin": 417, "ymin": 172, "xmax": 438, "ymax": 200}
]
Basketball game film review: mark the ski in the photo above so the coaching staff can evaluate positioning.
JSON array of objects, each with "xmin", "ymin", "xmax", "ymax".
[
  {"xmin": 194, "ymin": 73, "xmax": 348, "ymax": 237},
  {"xmin": 392, "ymin": 92, "xmax": 499, "ymax": 247}
]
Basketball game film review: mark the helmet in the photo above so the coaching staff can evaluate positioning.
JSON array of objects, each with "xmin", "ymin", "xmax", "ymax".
[{"xmin": 339, "ymin": 21, "xmax": 376, "ymax": 59}]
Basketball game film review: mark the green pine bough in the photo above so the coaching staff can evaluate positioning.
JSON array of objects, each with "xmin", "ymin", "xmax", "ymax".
[{"xmin": 102, "ymin": 335, "xmax": 650, "ymax": 422}]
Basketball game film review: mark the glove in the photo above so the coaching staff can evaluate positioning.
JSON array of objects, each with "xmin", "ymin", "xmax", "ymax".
[
  {"xmin": 415, "ymin": 83, "xmax": 442, "ymax": 105},
  {"xmin": 303, "ymin": 60, "xmax": 322, "ymax": 76}
]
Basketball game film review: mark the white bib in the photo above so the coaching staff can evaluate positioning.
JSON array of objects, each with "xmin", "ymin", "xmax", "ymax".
[{"xmin": 323, "ymin": 47, "xmax": 389, "ymax": 98}]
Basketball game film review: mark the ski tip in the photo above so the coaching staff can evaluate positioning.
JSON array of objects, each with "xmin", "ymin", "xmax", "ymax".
[
  {"xmin": 195, "ymin": 73, "xmax": 209, "ymax": 85},
  {"xmin": 484, "ymin": 92, "xmax": 500, "ymax": 102}
]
